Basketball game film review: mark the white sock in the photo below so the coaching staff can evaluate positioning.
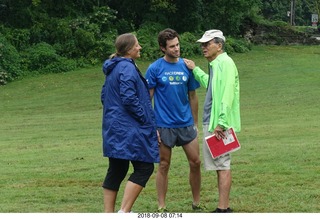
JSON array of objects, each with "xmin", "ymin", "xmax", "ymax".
[{"xmin": 118, "ymin": 209, "xmax": 133, "ymax": 213}]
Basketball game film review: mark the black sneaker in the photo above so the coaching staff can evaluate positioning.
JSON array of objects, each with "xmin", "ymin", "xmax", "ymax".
[{"xmin": 211, "ymin": 207, "xmax": 233, "ymax": 213}]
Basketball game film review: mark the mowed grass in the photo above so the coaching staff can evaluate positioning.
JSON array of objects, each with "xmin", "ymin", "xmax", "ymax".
[{"xmin": 0, "ymin": 46, "xmax": 319, "ymax": 213}]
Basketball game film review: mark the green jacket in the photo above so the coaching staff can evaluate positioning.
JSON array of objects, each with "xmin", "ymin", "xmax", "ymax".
[{"xmin": 192, "ymin": 52, "xmax": 241, "ymax": 132}]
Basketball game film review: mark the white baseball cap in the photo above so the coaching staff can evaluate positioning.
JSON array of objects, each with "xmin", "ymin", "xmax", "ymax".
[{"xmin": 196, "ymin": 29, "xmax": 225, "ymax": 43}]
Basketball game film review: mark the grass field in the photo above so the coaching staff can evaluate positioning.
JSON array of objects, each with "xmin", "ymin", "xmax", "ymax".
[{"xmin": 0, "ymin": 46, "xmax": 320, "ymax": 213}]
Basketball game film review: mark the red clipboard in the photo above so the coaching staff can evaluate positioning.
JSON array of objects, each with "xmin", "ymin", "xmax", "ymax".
[{"xmin": 205, "ymin": 128, "xmax": 241, "ymax": 158}]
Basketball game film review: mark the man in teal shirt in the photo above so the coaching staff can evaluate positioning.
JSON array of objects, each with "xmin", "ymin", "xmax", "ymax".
[{"xmin": 184, "ymin": 29, "xmax": 241, "ymax": 213}]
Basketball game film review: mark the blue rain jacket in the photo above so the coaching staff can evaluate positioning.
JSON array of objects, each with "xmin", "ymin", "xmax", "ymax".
[{"xmin": 101, "ymin": 57, "xmax": 159, "ymax": 163}]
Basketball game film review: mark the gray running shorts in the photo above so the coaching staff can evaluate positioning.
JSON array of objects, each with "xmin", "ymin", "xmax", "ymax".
[{"xmin": 158, "ymin": 125, "xmax": 197, "ymax": 148}]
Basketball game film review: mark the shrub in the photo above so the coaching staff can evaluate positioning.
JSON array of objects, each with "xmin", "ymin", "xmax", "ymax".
[
  {"xmin": 22, "ymin": 42, "xmax": 78, "ymax": 74},
  {"xmin": 179, "ymin": 32, "xmax": 202, "ymax": 57},
  {"xmin": 74, "ymin": 28, "xmax": 96, "ymax": 57},
  {"xmin": 23, "ymin": 42, "xmax": 60, "ymax": 71},
  {"xmin": 0, "ymin": 27, "xmax": 30, "ymax": 51},
  {"xmin": 0, "ymin": 70, "xmax": 8, "ymax": 85},
  {"xmin": 42, "ymin": 58, "xmax": 78, "ymax": 73},
  {"xmin": 51, "ymin": 19, "xmax": 73, "ymax": 45},
  {"xmin": 66, "ymin": 7, "xmax": 118, "ymax": 60},
  {"xmin": 87, "ymin": 31, "xmax": 117, "ymax": 63},
  {"xmin": 226, "ymin": 37, "xmax": 251, "ymax": 53},
  {"xmin": 115, "ymin": 18, "xmax": 135, "ymax": 34},
  {"xmin": 272, "ymin": 20, "xmax": 289, "ymax": 27},
  {"xmin": 0, "ymin": 34, "xmax": 23, "ymax": 84},
  {"xmin": 89, "ymin": 6, "xmax": 117, "ymax": 33},
  {"xmin": 137, "ymin": 22, "xmax": 165, "ymax": 60},
  {"xmin": 225, "ymin": 43, "xmax": 235, "ymax": 54}
]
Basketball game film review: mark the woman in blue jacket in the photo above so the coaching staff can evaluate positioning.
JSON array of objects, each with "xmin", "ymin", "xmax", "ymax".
[{"xmin": 101, "ymin": 33, "xmax": 159, "ymax": 213}]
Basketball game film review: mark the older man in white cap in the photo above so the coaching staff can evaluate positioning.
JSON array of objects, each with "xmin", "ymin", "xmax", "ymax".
[{"xmin": 184, "ymin": 30, "xmax": 241, "ymax": 213}]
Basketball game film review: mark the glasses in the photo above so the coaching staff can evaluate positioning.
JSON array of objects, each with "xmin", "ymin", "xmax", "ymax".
[{"xmin": 200, "ymin": 41, "xmax": 214, "ymax": 48}]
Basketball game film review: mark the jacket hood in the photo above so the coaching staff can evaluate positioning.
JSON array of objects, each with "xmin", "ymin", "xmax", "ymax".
[{"xmin": 102, "ymin": 57, "xmax": 132, "ymax": 76}]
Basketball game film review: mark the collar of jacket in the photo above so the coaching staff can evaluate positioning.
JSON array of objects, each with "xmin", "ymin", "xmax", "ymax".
[{"xmin": 103, "ymin": 57, "xmax": 135, "ymax": 76}]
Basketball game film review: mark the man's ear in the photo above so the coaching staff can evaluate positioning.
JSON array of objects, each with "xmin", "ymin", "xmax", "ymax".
[
  {"xmin": 218, "ymin": 43, "xmax": 223, "ymax": 52},
  {"xmin": 160, "ymin": 46, "xmax": 166, "ymax": 53}
]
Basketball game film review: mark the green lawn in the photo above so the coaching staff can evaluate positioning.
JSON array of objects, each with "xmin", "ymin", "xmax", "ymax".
[{"xmin": 0, "ymin": 46, "xmax": 319, "ymax": 213}]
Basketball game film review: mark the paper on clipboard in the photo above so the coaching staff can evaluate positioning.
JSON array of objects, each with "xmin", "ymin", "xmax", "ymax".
[{"xmin": 205, "ymin": 128, "xmax": 240, "ymax": 158}]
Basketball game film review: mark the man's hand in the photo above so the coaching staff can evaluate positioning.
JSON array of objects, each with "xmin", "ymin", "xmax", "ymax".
[
  {"xmin": 213, "ymin": 125, "xmax": 226, "ymax": 140},
  {"xmin": 157, "ymin": 130, "xmax": 161, "ymax": 146},
  {"xmin": 183, "ymin": 58, "xmax": 196, "ymax": 70}
]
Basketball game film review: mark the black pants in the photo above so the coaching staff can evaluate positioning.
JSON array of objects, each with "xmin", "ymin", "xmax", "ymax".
[{"xmin": 102, "ymin": 157, "xmax": 154, "ymax": 191}]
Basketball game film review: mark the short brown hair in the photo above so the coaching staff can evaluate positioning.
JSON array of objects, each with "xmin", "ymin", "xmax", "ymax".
[{"xmin": 158, "ymin": 28, "xmax": 179, "ymax": 48}]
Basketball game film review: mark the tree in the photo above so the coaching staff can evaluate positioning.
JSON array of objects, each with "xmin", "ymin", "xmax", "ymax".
[
  {"xmin": 304, "ymin": 0, "xmax": 320, "ymax": 25},
  {"xmin": 168, "ymin": 0, "xmax": 203, "ymax": 33},
  {"xmin": 261, "ymin": 0, "xmax": 290, "ymax": 22},
  {"xmin": 107, "ymin": 0, "xmax": 152, "ymax": 29},
  {"xmin": 201, "ymin": 0, "xmax": 261, "ymax": 35},
  {"xmin": 259, "ymin": 0, "xmax": 320, "ymax": 26}
]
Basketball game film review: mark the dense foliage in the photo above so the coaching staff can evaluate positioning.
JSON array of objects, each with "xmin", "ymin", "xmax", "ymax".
[
  {"xmin": 0, "ymin": 34, "xmax": 23, "ymax": 84},
  {"xmin": 0, "ymin": 0, "xmax": 319, "ymax": 85}
]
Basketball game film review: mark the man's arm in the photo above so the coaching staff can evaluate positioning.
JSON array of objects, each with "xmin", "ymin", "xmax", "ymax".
[
  {"xmin": 148, "ymin": 87, "xmax": 161, "ymax": 144},
  {"xmin": 149, "ymin": 88, "xmax": 155, "ymax": 99},
  {"xmin": 188, "ymin": 90, "xmax": 198, "ymax": 128},
  {"xmin": 184, "ymin": 58, "xmax": 209, "ymax": 89}
]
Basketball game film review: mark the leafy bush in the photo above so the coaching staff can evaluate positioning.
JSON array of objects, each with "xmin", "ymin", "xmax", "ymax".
[
  {"xmin": 115, "ymin": 18, "xmax": 135, "ymax": 34},
  {"xmin": 0, "ymin": 27, "xmax": 30, "ymax": 51},
  {"xmin": 179, "ymin": 32, "xmax": 202, "ymax": 57},
  {"xmin": 87, "ymin": 31, "xmax": 117, "ymax": 63},
  {"xmin": 23, "ymin": 42, "xmax": 60, "ymax": 71},
  {"xmin": 89, "ymin": 6, "xmax": 117, "ymax": 33},
  {"xmin": 28, "ymin": 12, "xmax": 51, "ymax": 44},
  {"xmin": 226, "ymin": 37, "xmax": 251, "ymax": 53},
  {"xmin": 66, "ymin": 6, "xmax": 118, "ymax": 60},
  {"xmin": 0, "ymin": 34, "xmax": 23, "ymax": 84},
  {"xmin": 51, "ymin": 19, "xmax": 73, "ymax": 45},
  {"xmin": 22, "ymin": 42, "xmax": 77, "ymax": 74},
  {"xmin": 42, "ymin": 58, "xmax": 78, "ymax": 73},
  {"xmin": 272, "ymin": 20, "xmax": 289, "ymax": 27},
  {"xmin": 225, "ymin": 43, "xmax": 235, "ymax": 54},
  {"xmin": 137, "ymin": 22, "xmax": 165, "ymax": 60},
  {"xmin": 0, "ymin": 70, "xmax": 8, "ymax": 85},
  {"xmin": 74, "ymin": 28, "xmax": 96, "ymax": 56}
]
